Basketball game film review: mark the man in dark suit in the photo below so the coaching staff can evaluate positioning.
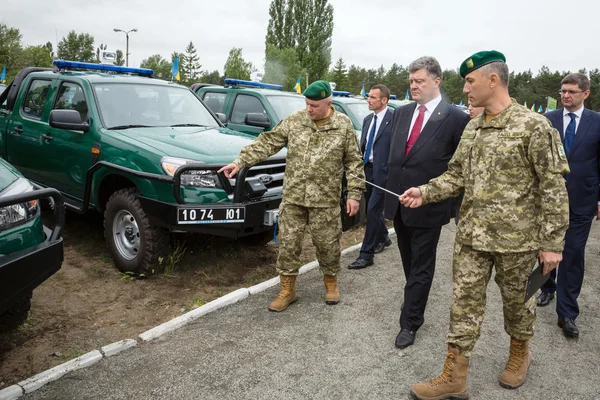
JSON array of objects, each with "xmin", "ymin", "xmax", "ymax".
[
  {"xmin": 537, "ymin": 72, "xmax": 600, "ymax": 338},
  {"xmin": 348, "ymin": 84, "xmax": 393, "ymax": 269},
  {"xmin": 384, "ymin": 56, "xmax": 470, "ymax": 348}
]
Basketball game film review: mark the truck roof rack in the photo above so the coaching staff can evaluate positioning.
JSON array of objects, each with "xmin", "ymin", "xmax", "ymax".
[{"xmin": 53, "ymin": 60, "xmax": 153, "ymax": 77}]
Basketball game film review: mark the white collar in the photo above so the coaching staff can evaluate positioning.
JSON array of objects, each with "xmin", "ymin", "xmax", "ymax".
[
  {"xmin": 418, "ymin": 95, "xmax": 442, "ymax": 113},
  {"xmin": 563, "ymin": 106, "xmax": 584, "ymax": 119}
]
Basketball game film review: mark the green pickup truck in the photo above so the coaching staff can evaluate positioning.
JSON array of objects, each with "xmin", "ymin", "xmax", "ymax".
[
  {"xmin": 0, "ymin": 61, "xmax": 286, "ymax": 275},
  {"xmin": 0, "ymin": 157, "xmax": 64, "ymax": 332}
]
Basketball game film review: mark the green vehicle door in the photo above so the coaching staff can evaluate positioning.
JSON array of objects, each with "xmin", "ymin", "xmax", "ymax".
[{"xmin": 224, "ymin": 93, "xmax": 271, "ymax": 137}]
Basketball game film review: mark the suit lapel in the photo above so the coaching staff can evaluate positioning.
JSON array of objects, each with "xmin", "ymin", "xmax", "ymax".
[
  {"xmin": 569, "ymin": 108, "xmax": 592, "ymax": 158},
  {"xmin": 374, "ymin": 109, "xmax": 392, "ymax": 143},
  {"xmin": 554, "ymin": 110, "xmax": 565, "ymax": 141},
  {"xmin": 360, "ymin": 114, "xmax": 373, "ymax": 151},
  {"xmin": 403, "ymin": 100, "xmax": 449, "ymax": 163}
]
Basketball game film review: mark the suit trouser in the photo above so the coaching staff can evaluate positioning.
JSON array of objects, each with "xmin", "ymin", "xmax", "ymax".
[
  {"xmin": 276, "ymin": 203, "xmax": 342, "ymax": 276},
  {"xmin": 447, "ymin": 243, "xmax": 537, "ymax": 357},
  {"xmin": 541, "ymin": 215, "xmax": 593, "ymax": 319},
  {"xmin": 359, "ymin": 163, "xmax": 389, "ymax": 260},
  {"xmin": 393, "ymin": 212, "xmax": 442, "ymax": 331}
]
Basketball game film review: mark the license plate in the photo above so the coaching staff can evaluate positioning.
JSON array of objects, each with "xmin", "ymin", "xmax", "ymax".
[{"xmin": 177, "ymin": 207, "xmax": 245, "ymax": 224}]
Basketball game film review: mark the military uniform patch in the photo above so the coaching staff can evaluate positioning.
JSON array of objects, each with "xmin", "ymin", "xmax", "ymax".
[
  {"xmin": 558, "ymin": 143, "xmax": 567, "ymax": 160},
  {"xmin": 320, "ymin": 90, "xmax": 325, "ymax": 98},
  {"xmin": 466, "ymin": 58, "xmax": 474, "ymax": 69}
]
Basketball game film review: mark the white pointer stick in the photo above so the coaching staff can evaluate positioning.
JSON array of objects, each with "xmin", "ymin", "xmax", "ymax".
[{"xmin": 348, "ymin": 173, "xmax": 402, "ymax": 198}]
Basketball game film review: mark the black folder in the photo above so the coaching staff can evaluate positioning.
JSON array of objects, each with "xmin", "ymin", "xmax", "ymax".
[{"xmin": 524, "ymin": 260, "xmax": 552, "ymax": 303}]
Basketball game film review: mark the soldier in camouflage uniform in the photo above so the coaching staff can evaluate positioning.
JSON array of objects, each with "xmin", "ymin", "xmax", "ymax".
[
  {"xmin": 399, "ymin": 51, "xmax": 570, "ymax": 399},
  {"xmin": 219, "ymin": 80, "xmax": 365, "ymax": 312}
]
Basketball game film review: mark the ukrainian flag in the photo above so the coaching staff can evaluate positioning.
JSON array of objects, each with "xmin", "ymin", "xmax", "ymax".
[
  {"xmin": 531, "ymin": 104, "xmax": 535, "ymax": 111},
  {"xmin": 538, "ymin": 105, "xmax": 543, "ymax": 113},
  {"xmin": 0, "ymin": 66, "xmax": 6, "ymax": 84},
  {"xmin": 405, "ymin": 90, "xmax": 409, "ymax": 100},
  {"xmin": 360, "ymin": 84, "xmax": 365, "ymax": 98},
  {"xmin": 295, "ymin": 77, "xmax": 301, "ymax": 94},
  {"xmin": 172, "ymin": 56, "xmax": 180, "ymax": 82}
]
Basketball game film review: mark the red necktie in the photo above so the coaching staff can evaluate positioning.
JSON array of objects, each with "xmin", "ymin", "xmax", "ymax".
[{"xmin": 405, "ymin": 105, "xmax": 427, "ymax": 155}]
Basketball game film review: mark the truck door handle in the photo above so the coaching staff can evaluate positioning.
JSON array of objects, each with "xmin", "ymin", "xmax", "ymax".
[
  {"xmin": 42, "ymin": 133, "xmax": 54, "ymax": 142},
  {"xmin": 12, "ymin": 126, "xmax": 24, "ymax": 134}
]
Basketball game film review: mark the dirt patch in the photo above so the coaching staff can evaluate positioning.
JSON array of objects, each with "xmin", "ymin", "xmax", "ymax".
[{"xmin": 0, "ymin": 210, "xmax": 369, "ymax": 388}]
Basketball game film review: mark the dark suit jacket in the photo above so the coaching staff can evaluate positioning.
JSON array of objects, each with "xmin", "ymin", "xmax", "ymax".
[
  {"xmin": 384, "ymin": 100, "xmax": 470, "ymax": 227},
  {"xmin": 360, "ymin": 109, "xmax": 393, "ymax": 187},
  {"xmin": 545, "ymin": 108, "xmax": 600, "ymax": 217}
]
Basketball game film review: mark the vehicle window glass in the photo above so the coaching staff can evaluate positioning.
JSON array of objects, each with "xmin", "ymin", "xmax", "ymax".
[
  {"xmin": 202, "ymin": 92, "xmax": 226, "ymax": 114},
  {"xmin": 230, "ymin": 95, "xmax": 266, "ymax": 124},
  {"xmin": 265, "ymin": 95, "xmax": 306, "ymax": 120},
  {"xmin": 93, "ymin": 83, "xmax": 220, "ymax": 129},
  {"xmin": 22, "ymin": 80, "xmax": 52, "ymax": 120},
  {"xmin": 54, "ymin": 82, "xmax": 89, "ymax": 122},
  {"xmin": 346, "ymin": 102, "xmax": 371, "ymax": 129},
  {"xmin": 333, "ymin": 104, "xmax": 346, "ymax": 114}
]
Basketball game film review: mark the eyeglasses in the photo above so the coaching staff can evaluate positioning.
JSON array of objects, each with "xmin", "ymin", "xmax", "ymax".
[{"xmin": 559, "ymin": 89, "xmax": 584, "ymax": 95}]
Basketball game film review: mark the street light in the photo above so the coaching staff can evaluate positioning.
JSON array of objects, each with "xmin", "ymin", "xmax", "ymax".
[{"xmin": 113, "ymin": 28, "xmax": 137, "ymax": 67}]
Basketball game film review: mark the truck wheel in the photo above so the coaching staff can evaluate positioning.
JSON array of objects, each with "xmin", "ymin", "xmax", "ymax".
[
  {"xmin": 0, "ymin": 293, "xmax": 32, "ymax": 333},
  {"xmin": 104, "ymin": 188, "xmax": 170, "ymax": 276}
]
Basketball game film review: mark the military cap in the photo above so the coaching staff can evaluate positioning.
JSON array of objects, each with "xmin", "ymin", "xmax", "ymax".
[
  {"xmin": 460, "ymin": 50, "xmax": 506, "ymax": 78},
  {"xmin": 303, "ymin": 80, "xmax": 332, "ymax": 100}
]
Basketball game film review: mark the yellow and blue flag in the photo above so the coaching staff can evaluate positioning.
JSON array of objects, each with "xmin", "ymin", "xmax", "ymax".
[
  {"xmin": 171, "ymin": 56, "xmax": 180, "ymax": 81},
  {"xmin": 0, "ymin": 66, "xmax": 6, "ymax": 83},
  {"xmin": 524, "ymin": 101, "xmax": 527, "ymax": 108},
  {"xmin": 531, "ymin": 104, "xmax": 535, "ymax": 111},
  {"xmin": 295, "ymin": 77, "xmax": 301, "ymax": 94},
  {"xmin": 538, "ymin": 105, "xmax": 543, "ymax": 113},
  {"xmin": 360, "ymin": 84, "xmax": 365, "ymax": 97},
  {"xmin": 404, "ymin": 90, "xmax": 409, "ymax": 100}
]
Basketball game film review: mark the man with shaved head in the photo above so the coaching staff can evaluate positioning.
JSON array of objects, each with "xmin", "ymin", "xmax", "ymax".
[{"xmin": 219, "ymin": 80, "xmax": 365, "ymax": 312}]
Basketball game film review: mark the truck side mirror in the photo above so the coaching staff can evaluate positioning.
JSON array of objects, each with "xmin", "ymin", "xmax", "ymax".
[
  {"xmin": 245, "ymin": 113, "xmax": 270, "ymax": 129},
  {"xmin": 49, "ymin": 109, "xmax": 89, "ymax": 133},
  {"xmin": 215, "ymin": 112, "xmax": 227, "ymax": 125}
]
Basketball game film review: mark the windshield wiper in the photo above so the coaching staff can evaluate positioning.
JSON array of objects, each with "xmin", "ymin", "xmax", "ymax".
[
  {"xmin": 169, "ymin": 123, "xmax": 206, "ymax": 127},
  {"xmin": 107, "ymin": 124, "xmax": 153, "ymax": 130}
]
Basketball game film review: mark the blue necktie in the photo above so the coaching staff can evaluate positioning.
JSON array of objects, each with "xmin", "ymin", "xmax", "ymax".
[
  {"xmin": 364, "ymin": 115, "xmax": 377, "ymax": 164},
  {"xmin": 564, "ymin": 112, "xmax": 576, "ymax": 156}
]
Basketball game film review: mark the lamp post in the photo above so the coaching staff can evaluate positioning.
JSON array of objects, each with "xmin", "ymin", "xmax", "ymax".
[{"xmin": 113, "ymin": 28, "xmax": 137, "ymax": 67}]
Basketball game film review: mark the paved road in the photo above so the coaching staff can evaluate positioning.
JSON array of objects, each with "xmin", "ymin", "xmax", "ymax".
[{"xmin": 27, "ymin": 223, "xmax": 600, "ymax": 400}]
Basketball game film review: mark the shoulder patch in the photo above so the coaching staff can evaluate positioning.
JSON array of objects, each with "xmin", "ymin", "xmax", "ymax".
[{"xmin": 557, "ymin": 143, "xmax": 567, "ymax": 160}]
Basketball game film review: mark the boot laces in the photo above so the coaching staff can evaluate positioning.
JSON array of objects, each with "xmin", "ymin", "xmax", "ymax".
[
  {"xmin": 505, "ymin": 340, "xmax": 525, "ymax": 373},
  {"xmin": 277, "ymin": 277, "xmax": 294, "ymax": 299},
  {"xmin": 429, "ymin": 352, "xmax": 455, "ymax": 386}
]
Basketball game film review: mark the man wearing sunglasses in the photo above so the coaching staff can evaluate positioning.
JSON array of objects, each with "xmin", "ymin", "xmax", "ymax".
[{"xmin": 536, "ymin": 73, "xmax": 600, "ymax": 339}]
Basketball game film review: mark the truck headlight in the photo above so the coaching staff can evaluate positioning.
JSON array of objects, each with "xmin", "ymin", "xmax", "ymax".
[
  {"xmin": 0, "ymin": 178, "xmax": 39, "ymax": 230},
  {"xmin": 160, "ymin": 156, "xmax": 221, "ymax": 188}
]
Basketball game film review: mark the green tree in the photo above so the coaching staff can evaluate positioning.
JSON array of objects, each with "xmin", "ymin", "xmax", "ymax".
[
  {"xmin": 441, "ymin": 69, "xmax": 465, "ymax": 105},
  {"xmin": 140, "ymin": 54, "xmax": 171, "ymax": 80},
  {"xmin": 115, "ymin": 50, "xmax": 125, "ymax": 66},
  {"xmin": 346, "ymin": 64, "xmax": 367, "ymax": 94},
  {"xmin": 0, "ymin": 24, "xmax": 24, "ymax": 82},
  {"xmin": 223, "ymin": 47, "xmax": 253, "ymax": 80},
  {"xmin": 263, "ymin": 45, "xmax": 302, "ymax": 91},
  {"xmin": 383, "ymin": 63, "xmax": 408, "ymax": 98},
  {"xmin": 200, "ymin": 70, "xmax": 224, "ymax": 85},
  {"xmin": 20, "ymin": 45, "xmax": 54, "ymax": 68},
  {"xmin": 329, "ymin": 57, "xmax": 348, "ymax": 91},
  {"xmin": 587, "ymin": 69, "xmax": 600, "ymax": 111},
  {"xmin": 57, "ymin": 31, "xmax": 95, "ymax": 62},
  {"xmin": 182, "ymin": 41, "xmax": 201, "ymax": 85}
]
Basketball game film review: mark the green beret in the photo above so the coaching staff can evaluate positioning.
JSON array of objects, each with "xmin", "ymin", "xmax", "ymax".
[
  {"xmin": 303, "ymin": 80, "xmax": 332, "ymax": 100},
  {"xmin": 459, "ymin": 50, "xmax": 506, "ymax": 78}
]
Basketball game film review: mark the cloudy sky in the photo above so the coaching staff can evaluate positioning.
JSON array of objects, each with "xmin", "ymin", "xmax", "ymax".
[{"xmin": 3, "ymin": 0, "xmax": 599, "ymax": 76}]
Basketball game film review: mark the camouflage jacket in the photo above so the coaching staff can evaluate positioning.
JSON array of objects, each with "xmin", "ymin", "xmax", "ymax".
[
  {"xmin": 420, "ymin": 99, "xmax": 570, "ymax": 253},
  {"xmin": 233, "ymin": 109, "xmax": 365, "ymax": 208}
]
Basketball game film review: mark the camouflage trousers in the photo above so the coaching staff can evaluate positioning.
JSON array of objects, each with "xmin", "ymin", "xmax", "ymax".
[
  {"xmin": 447, "ymin": 243, "xmax": 537, "ymax": 357},
  {"xmin": 276, "ymin": 203, "xmax": 342, "ymax": 276}
]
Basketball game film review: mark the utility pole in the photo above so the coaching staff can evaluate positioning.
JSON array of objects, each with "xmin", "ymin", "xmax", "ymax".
[{"xmin": 113, "ymin": 28, "xmax": 137, "ymax": 67}]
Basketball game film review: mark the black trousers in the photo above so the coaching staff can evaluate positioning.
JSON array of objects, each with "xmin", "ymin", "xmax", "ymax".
[
  {"xmin": 393, "ymin": 211, "xmax": 442, "ymax": 331},
  {"xmin": 359, "ymin": 163, "xmax": 389, "ymax": 260}
]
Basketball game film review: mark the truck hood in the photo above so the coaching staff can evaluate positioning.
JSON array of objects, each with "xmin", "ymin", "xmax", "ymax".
[
  {"xmin": 0, "ymin": 159, "xmax": 22, "ymax": 192},
  {"xmin": 106, "ymin": 126, "xmax": 286, "ymax": 163}
]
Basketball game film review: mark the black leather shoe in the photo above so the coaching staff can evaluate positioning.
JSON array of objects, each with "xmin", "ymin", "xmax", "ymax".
[
  {"xmin": 536, "ymin": 292, "xmax": 555, "ymax": 307},
  {"xmin": 395, "ymin": 329, "xmax": 415, "ymax": 349},
  {"xmin": 374, "ymin": 238, "xmax": 392, "ymax": 254},
  {"xmin": 347, "ymin": 257, "xmax": 373, "ymax": 270},
  {"xmin": 558, "ymin": 317, "xmax": 579, "ymax": 338}
]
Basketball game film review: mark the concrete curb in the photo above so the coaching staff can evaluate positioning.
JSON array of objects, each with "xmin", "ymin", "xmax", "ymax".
[
  {"xmin": 5, "ymin": 230, "xmax": 389, "ymax": 398},
  {"xmin": 18, "ymin": 350, "xmax": 103, "ymax": 393}
]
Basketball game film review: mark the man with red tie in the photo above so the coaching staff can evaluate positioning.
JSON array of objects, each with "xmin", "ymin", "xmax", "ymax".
[{"xmin": 384, "ymin": 56, "xmax": 470, "ymax": 349}]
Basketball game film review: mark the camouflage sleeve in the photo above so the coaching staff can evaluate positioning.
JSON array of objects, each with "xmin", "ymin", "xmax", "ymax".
[
  {"xmin": 530, "ymin": 123, "xmax": 570, "ymax": 253},
  {"xmin": 233, "ymin": 121, "xmax": 289, "ymax": 169},
  {"xmin": 343, "ymin": 123, "xmax": 366, "ymax": 201},
  {"xmin": 419, "ymin": 140, "xmax": 466, "ymax": 205}
]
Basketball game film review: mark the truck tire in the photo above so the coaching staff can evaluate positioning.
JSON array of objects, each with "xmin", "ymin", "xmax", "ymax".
[
  {"xmin": 104, "ymin": 188, "xmax": 170, "ymax": 276},
  {"xmin": 0, "ymin": 293, "xmax": 32, "ymax": 333}
]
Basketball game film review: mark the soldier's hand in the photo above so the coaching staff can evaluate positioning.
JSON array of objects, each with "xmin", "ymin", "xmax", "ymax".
[
  {"xmin": 346, "ymin": 199, "xmax": 359, "ymax": 216},
  {"xmin": 399, "ymin": 187, "xmax": 422, "ymax": 208},
  {"xmin": 539, "ymin": 250, "xmax": 562, "ymax": 275},
  {"xmin": 218, "ymin": 163, "xmax": 240, "ymax": 178}
]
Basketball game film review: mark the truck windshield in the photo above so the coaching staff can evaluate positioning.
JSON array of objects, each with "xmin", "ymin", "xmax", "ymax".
[
  {"xmin": 93, "ymin": 83, "xmax": 220, "ymax": 129},
  {"xmin": 265, "ymin": 95, "xmax": 306, "ymax": 120},
  {"xmin": 346, "ymin": 102, "xmax": 371, "ymax": 129}
]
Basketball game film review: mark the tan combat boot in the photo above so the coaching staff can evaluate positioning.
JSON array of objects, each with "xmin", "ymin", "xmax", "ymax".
[
  {"xmin": 323, "ymin": 274, "xmax": 340, "ymax": 305},
  {"xmin": 268, "ymin": 275, "xmax": 298, "ymax": 312},
  {"xmin": 498, "ymin": 337, "xmax": 531, "ymax": 389},
  {"xmin": 409, "ymin": 346, "xmax": 469, "ymax": 400}
]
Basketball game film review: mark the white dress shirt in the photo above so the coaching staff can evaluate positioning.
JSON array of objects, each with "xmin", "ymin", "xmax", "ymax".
[
  {"xmin": 407, "ymin": 95, "xmax": 443, "ymax": 141},
  {"xmin": 365, "ymin": 107, "xmax": 388, "ymax": 162},
  {"xmin": 563, "ymin": 105, "xmax": 584, "ymax": 135}
]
